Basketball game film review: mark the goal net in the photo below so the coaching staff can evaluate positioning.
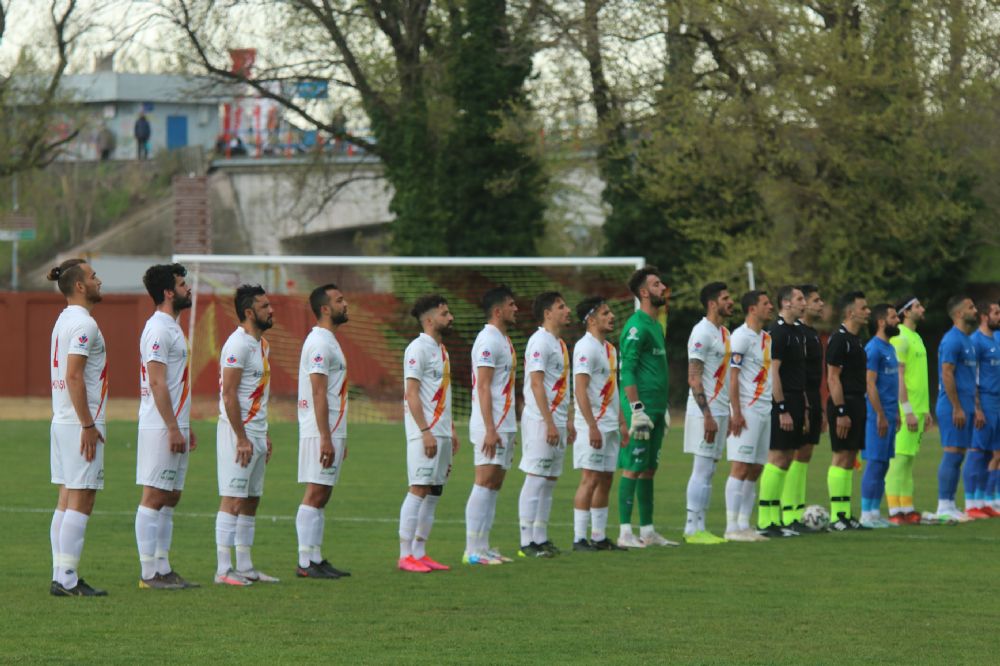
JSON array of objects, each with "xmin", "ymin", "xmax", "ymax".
[{"xmin": 172, "ymin": 254, "xmax": 644, "ymax": 425}]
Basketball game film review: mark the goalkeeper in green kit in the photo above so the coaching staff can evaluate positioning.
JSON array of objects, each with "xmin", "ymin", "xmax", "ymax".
[{"xmin": 617, "ymin": 266, "xmax": 679, "ymax": 548}]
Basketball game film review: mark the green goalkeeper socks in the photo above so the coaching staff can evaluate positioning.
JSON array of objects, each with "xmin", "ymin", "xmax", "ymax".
[
  {"xmin": 619, "ymin": 476, "xmax": 638, "ymax": 525},
  {"xmin": 828, "ymin": 465, "xmax": 853, "ymax": 519},
  {"xmin": 636, "ymin": 478, "xmax": 654, "ymax": 526},
  {"xmin": 781, "ymin": 461, "xmax": 808, "ymax": 525},
  {"xmin": 757, "ymin": 464, "xmax": 786, "ymax": 529}
]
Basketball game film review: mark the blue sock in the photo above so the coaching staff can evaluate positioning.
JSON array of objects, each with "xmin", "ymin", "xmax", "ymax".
[
  {"xmin": 970, "ymin": 450, "xmax": 989, "ymax": 501},
  {"xmin": 938, "ymin": 451, "xmax": 964, "ymax": 501},
  {"xmin": 861, "ymin": 459, "xmax": 889, "ymax": 512},
  {"xmin": 989, "ymin": 469, "xmax": 1000, "ymax": 501}
]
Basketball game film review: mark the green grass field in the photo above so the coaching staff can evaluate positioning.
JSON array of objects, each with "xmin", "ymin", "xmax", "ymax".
[{"xmin": 3, "ymin": 419, "xmax": 999, "ymax": 664}]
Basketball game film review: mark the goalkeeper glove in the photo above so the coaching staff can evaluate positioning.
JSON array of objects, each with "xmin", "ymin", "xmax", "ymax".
[
  {"xmin": 664, "ymin": 409, "xmax": 671, "ymax": 429},
  {"xmin": 629, "ymin": 402, "xmax": 652, "ymax": 441}
]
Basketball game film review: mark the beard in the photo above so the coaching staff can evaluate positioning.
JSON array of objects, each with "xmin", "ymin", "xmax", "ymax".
[
  {"xmin": 885, "ymin": 325, "xmax": 900, "ymax": 338},
  {"xmin": 649, "ymin": 293, "xmax": 667, "ymax": 308},
  {"xmin": 254, "ymin": 312, "xmax": 274, "ymax": 331},
  {"xmin": 173, "ymin": 292, "xmax": 192, "ymax": 311},
  {"xmin": 332, "ymin": 310, "xmax": 349, "ymax": 325},
  {"xmin": 990, "ymin": 320, "xmax": 1000, "ymax": 332},
  {"xmin": 436, "ymin": 320, "xmax": 454, "ymax": 335},
  {"xmin": 86, "ymin": 284, "xmax": 102, "ymax": 304}
]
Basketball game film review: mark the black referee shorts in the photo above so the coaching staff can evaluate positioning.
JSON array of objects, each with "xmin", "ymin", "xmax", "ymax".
[
  {"xmin": 827, "ymin": 394, "xmax": 866, "ymax": 452},
  {"xmin": 771, "ymin": 393, "xmax": 805, "ymax": 451},
  {"xmin": 804, "ymin": 391, "xmax": 822, "ymax": 445}
]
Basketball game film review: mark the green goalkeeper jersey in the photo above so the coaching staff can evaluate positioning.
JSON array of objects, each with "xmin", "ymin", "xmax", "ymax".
[
  {"xmin": 619, "ymin": 309, "xmax": 669, "ymax": 414},
  {"xmin": 890, "ymin": 324, "xmax": 929, "ymax": 414}
]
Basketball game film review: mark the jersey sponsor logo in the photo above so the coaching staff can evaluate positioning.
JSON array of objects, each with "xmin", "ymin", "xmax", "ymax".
[
  {"xmin": 229, "ymin": 478, "xmax": 248, "ymax": 490},
  {"xmin": 578, "ymin": 355, "xmax": 587, "ymax": 363},
  {"xmin": 78, "ymin": 334, "xmax": 88, "ymax": 344},
  {"xmin": 415, "ymin": 466, "xmax": 433, "ymax": 478},
  {"xmin": 481, "ymin": 349, "xmax": 492, "ymax": 359},
  {"xmin": 226, "ymin": 354, "xmax": 238, "ymax": 365},
  {"xmin": 151, "ymin": 341, "xmax": 160, "ymax": 351},
  {"xmin": 159, "ymin": 470, "xmax": 177, "ymax": 481},
  {"xmin": 313, "ymin": 354, "xmax": 324, "ymax": 364},
  {"xmin": 627, "ymin": 327, "xmax": 639, "ymax": 341},
  {"xmin": 693, "ymin": 342, "xmax": 703, "ymax": 349},
  {"xmin": 408, "ymin": 357, "xmax": 417, "ymax": 366},
  {"xmin": 532, "ymin": 350, "xmax": 541, "ymax": 358},
  {"xmin": 731, "ymin": 353, "xmax": 744, "ymax": 366}
]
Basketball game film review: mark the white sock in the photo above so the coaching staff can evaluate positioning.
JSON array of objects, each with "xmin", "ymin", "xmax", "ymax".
[
  {"xmin": 234, "ymin": 515, "xmax": 255, "ymax": 572},
  {"xmin": 591, "ymin": 507, "xmax": 609, "ymax": 542},
  {"xmin": 50, "ymin": 509, "xmax": 64, "ymax": 581},
  {"xmin": 698, "ymin": 460, "xmax": 717, "ymax": 532},
  {"xmin": 58, "ymin": 509, "xmax": 89, "ymax": 589},
  {"xmin": 519, "ymin": 476, "xmax": 545, "ymax": 547},
  {"xmin": 619, "ymin": 523, "xmax": 633, "ymax": 539},
  {"xmin": 312, "ymin": 508, "xmax": 325, "ymax": 563},
  {"xmin": 465, "ymin": 485, "xmax": 491, "ymax": 555},
  {"xmin": 686, "ymin": 455, "xmax": 716, "ymax": 535},
  {"xmin": 574, "ymin": 508, "xmax": 589, "ymax": 541},
  {"xmin": 739, "ymin": 480, "xmax": 756, "ymax": 531},
  {"xmin": 534, "ymin": 479, "xmax": 557, "ymax": 544},
  {"xmin": 215, "ymin": 511, "xmax": 237, "ymax": 575},
  {"xmin": 484, "ymin": 489, "xmax": 499, "ymax": 551},
  {"xmin": 135, "ymin": 505, "xmax": 159, "ymax": 580},
  {"xmin": 155, "ymin": 506, "xmax": 174, "ymax": 575},
  {"xmin": 861, "ymin": 509, "xmax": 878, "ymax": 523},
  {"xmin": 399, "ymin": 493, "xmax": 423, "ymax": 559},
  {"xmin": 296, "ymin": 504, "xmax": 319, "ymax": 568},
  {"xmin": 413, "ymin": 494, "xmax": 440, "ymax": 559},
  {"xmin": 725, "ymin": 476, "xmax": 743, "ymax": 533}
]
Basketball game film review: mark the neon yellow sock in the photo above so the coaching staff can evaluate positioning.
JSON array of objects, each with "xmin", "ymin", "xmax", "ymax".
[
  {"xmin": 828, "ymin": 466, "xmax": 852, "ymax": 520},
  {"xmin": 757, "ymin": 464, "xmax": 786, "ymax": 529},
  {"xmin": 782, "ymin": 461, "xmax": 807, "ymax": 525}
]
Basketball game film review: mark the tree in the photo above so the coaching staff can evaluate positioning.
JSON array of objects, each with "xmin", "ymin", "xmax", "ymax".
[{"xmin": 163, "ymin": 0, "xmax": 547, "ymax": 256}]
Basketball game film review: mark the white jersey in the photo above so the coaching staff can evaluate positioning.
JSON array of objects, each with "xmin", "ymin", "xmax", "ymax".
[
  {"xmin": 573, "ymin": 332, "xmax": 620, "ymax": 432},
  {"xmin": 403, "ymin": 333, "xmax": 452, "ymax": 440},
  {"xmin": 729, "ymin": 323, "xmax": 772, "ymax": 415},
  {"xmin": 686, "ymin": 317, "xmax": 732, "ymax": 417},
  {"xmin": 218, "ymin": 327, "xmax": 270, "ymax": 435},
  {"xmin": 50, "ymin": 305, "xmax": 108, "ymax": 426},
  {"xmin": 469, "ymin": 324, "xmax": 517, "ymax": 434},
  {"xmin": 522, "ymin": 328, "xmax": 570, "ymax": 427},
  {"xmin": 138, "ymin": 311, "xmax": 191, "ymax": 429},
  {"xmin": 297, "ymin": 327, "xmax": 348, "ymax": 439}
]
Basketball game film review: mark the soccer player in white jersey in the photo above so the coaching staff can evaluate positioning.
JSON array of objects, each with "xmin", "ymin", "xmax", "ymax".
[
  {"xmin": 464, "ymin": 286, "xmax": 519, "ymax": 565},
  {"xmin": 295, "ymin": 284, "xmax": 352, "ymax": 579},
  {"xmin": 398, "ymin": 294, "xmax": 459, "ymax": 573},
  {"xmin": 134, "ymin": 263, "xmax": 198, "ymax": 590},
  {"xmin": 571, "ymin": 297, "xmax": 629, "ymax": 552},
  {"xmin": 723, "ymin": 290, "xmax": 775, "ymax": 542},
  {"xmin": 47, "ymin": 259, "xmax": 109, "ymax": 596},
  {"xmin": 682, "ymin": 282, "xmax": 734, "ymax": 545},
  {"xmin": 214, "ymin": 285, "xmax": 278, "ymax": 586},
  {"xmin": 516, "ymin": 291, "xmax": 575, "ymax": 559}
]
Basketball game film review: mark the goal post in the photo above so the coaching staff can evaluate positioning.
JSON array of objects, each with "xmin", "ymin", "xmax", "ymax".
[{"xmin": 172, "ymin": 254, "xmax": 645, "ymax": 424}]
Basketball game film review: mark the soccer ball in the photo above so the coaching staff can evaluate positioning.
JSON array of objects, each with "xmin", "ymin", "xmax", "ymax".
[{"xmin": 802, "ymin": 505, "xmax": 830, "ymax": 530}]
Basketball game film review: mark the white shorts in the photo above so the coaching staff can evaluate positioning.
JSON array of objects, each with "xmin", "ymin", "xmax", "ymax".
[
  {"xmin": 573, "ymin": 428, "xmax": 621, "ymax": 473},
  {"xmin": 407, "ymin": 436, "xmax": 454, "ymax": 486},
  {"xmin": 298, "ymin": 436, "xmax": 347, "ymax": 486},
  {"xmin": 518, "ymin": 416, "xmax": 568, "ymax": 477},
  {"xmin": 683, "ymin": 413, "xmax": 729, "ymax": 460},
  {"xmin": 136, "ymin": 428, "xmax": 190, "ymax": 491},
  {"xmin": 50, "ymin": 423, "xmax": 106, "ymax": 490},
  {"xmin": 217, "ymin": 421, "xmax": 268, "ymax": 498},
  {"xmin": 726, "ymin": 411, "xmax": 770, "ymax": 465},
  {"xmin": 470, "ymin": 429, "xmax": 517, "ymax": 469}
]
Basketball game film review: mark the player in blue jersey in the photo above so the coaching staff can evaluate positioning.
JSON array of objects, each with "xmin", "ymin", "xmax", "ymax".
[
  {"xmin": 860, "ymin": 304, "xmax": 900, "ymax": 528},
  {"xmin": 969, "ymin": 300, "xmax": 1000, "ymax": 518},
  {"xmin": 935, "ymin": 295, "xmax": 982, "ymax": 523}
]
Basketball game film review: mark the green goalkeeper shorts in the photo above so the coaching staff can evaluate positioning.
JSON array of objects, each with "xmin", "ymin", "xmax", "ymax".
[{"xmin": 618, "ymin": 412, "xmax": 665, "ymax": 472}]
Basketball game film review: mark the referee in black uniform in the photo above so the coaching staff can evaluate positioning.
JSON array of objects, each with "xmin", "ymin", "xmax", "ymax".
[
  {"xmin": 826, "ymin": 291, "xmax": 871, "ymax": 531},
  {"xmin": 757, "ymin": 285, "xmax": 808, "ymax": 537},
  {"xmin": 781, "ymin": 284, "xmax": 826, "ymax": 527}
]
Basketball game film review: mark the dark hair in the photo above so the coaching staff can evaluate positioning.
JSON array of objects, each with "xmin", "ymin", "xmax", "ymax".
[
  {"xmin": 741, "ymin": 290, "xmax": 767, "ymax": 312},
  {"xmin": 870, "ymin": 303, "xmax": 893, "ymax": 335},
  {"xmin": 46, "ymin": 258, "xmax": 87, "ymax": 297},
  {"xmin": 481, "ymin": 285, "xmax": 515, "ymax": 318},
  {"xmin": 837, "ymin": 290, "xmax": 866, "ymax": 314},
  {"xmin": 976, "ymin": 299, "xmax": 996, "ymax": 320},
  {"xmin": 627, "ymin": 265, "xmax": 661, "ymax": 298},
  {"xmin": 533, "ymin": 291, "xmax": 563, "ymax": 323},
  {"xmin": 798, "ymin": 283, "xmax": 819, "ymax": 299},
  {"xmin": 946, "ymin": 294, "xmax": 970, "ymax": 318},
  {"xmin": 234, "ymin": 284, "xmax": 266, "ymax": 322},
  {"xmin": 576, "ymin": 296, "xmax": 606, "ymax": 324},
  {"xmin": 776, "ymin": 285, "xmax": 800, "ymax": 308},
  {"xmin": 699, "ymin": 282, "xmax": 728, "ymax": 309},
  {"xmin": 309, "ymin": 283, "xmax": 339, "ymax": 319},
  {"xmin": 895, "ymin": 294, "xmax": 918, "ymax": 315},
  {"xmin": 411, "ymin": 294, "xmax": 448, "ymax": 323},
  {"xmin": 142, "ymin": 263, "xmax": 187, "ymax": 305}
]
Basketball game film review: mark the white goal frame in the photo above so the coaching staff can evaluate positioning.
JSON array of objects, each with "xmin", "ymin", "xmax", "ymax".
[{"xmin": 171, "ymin": 253, "xmax": 646, "ymax": 374}]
